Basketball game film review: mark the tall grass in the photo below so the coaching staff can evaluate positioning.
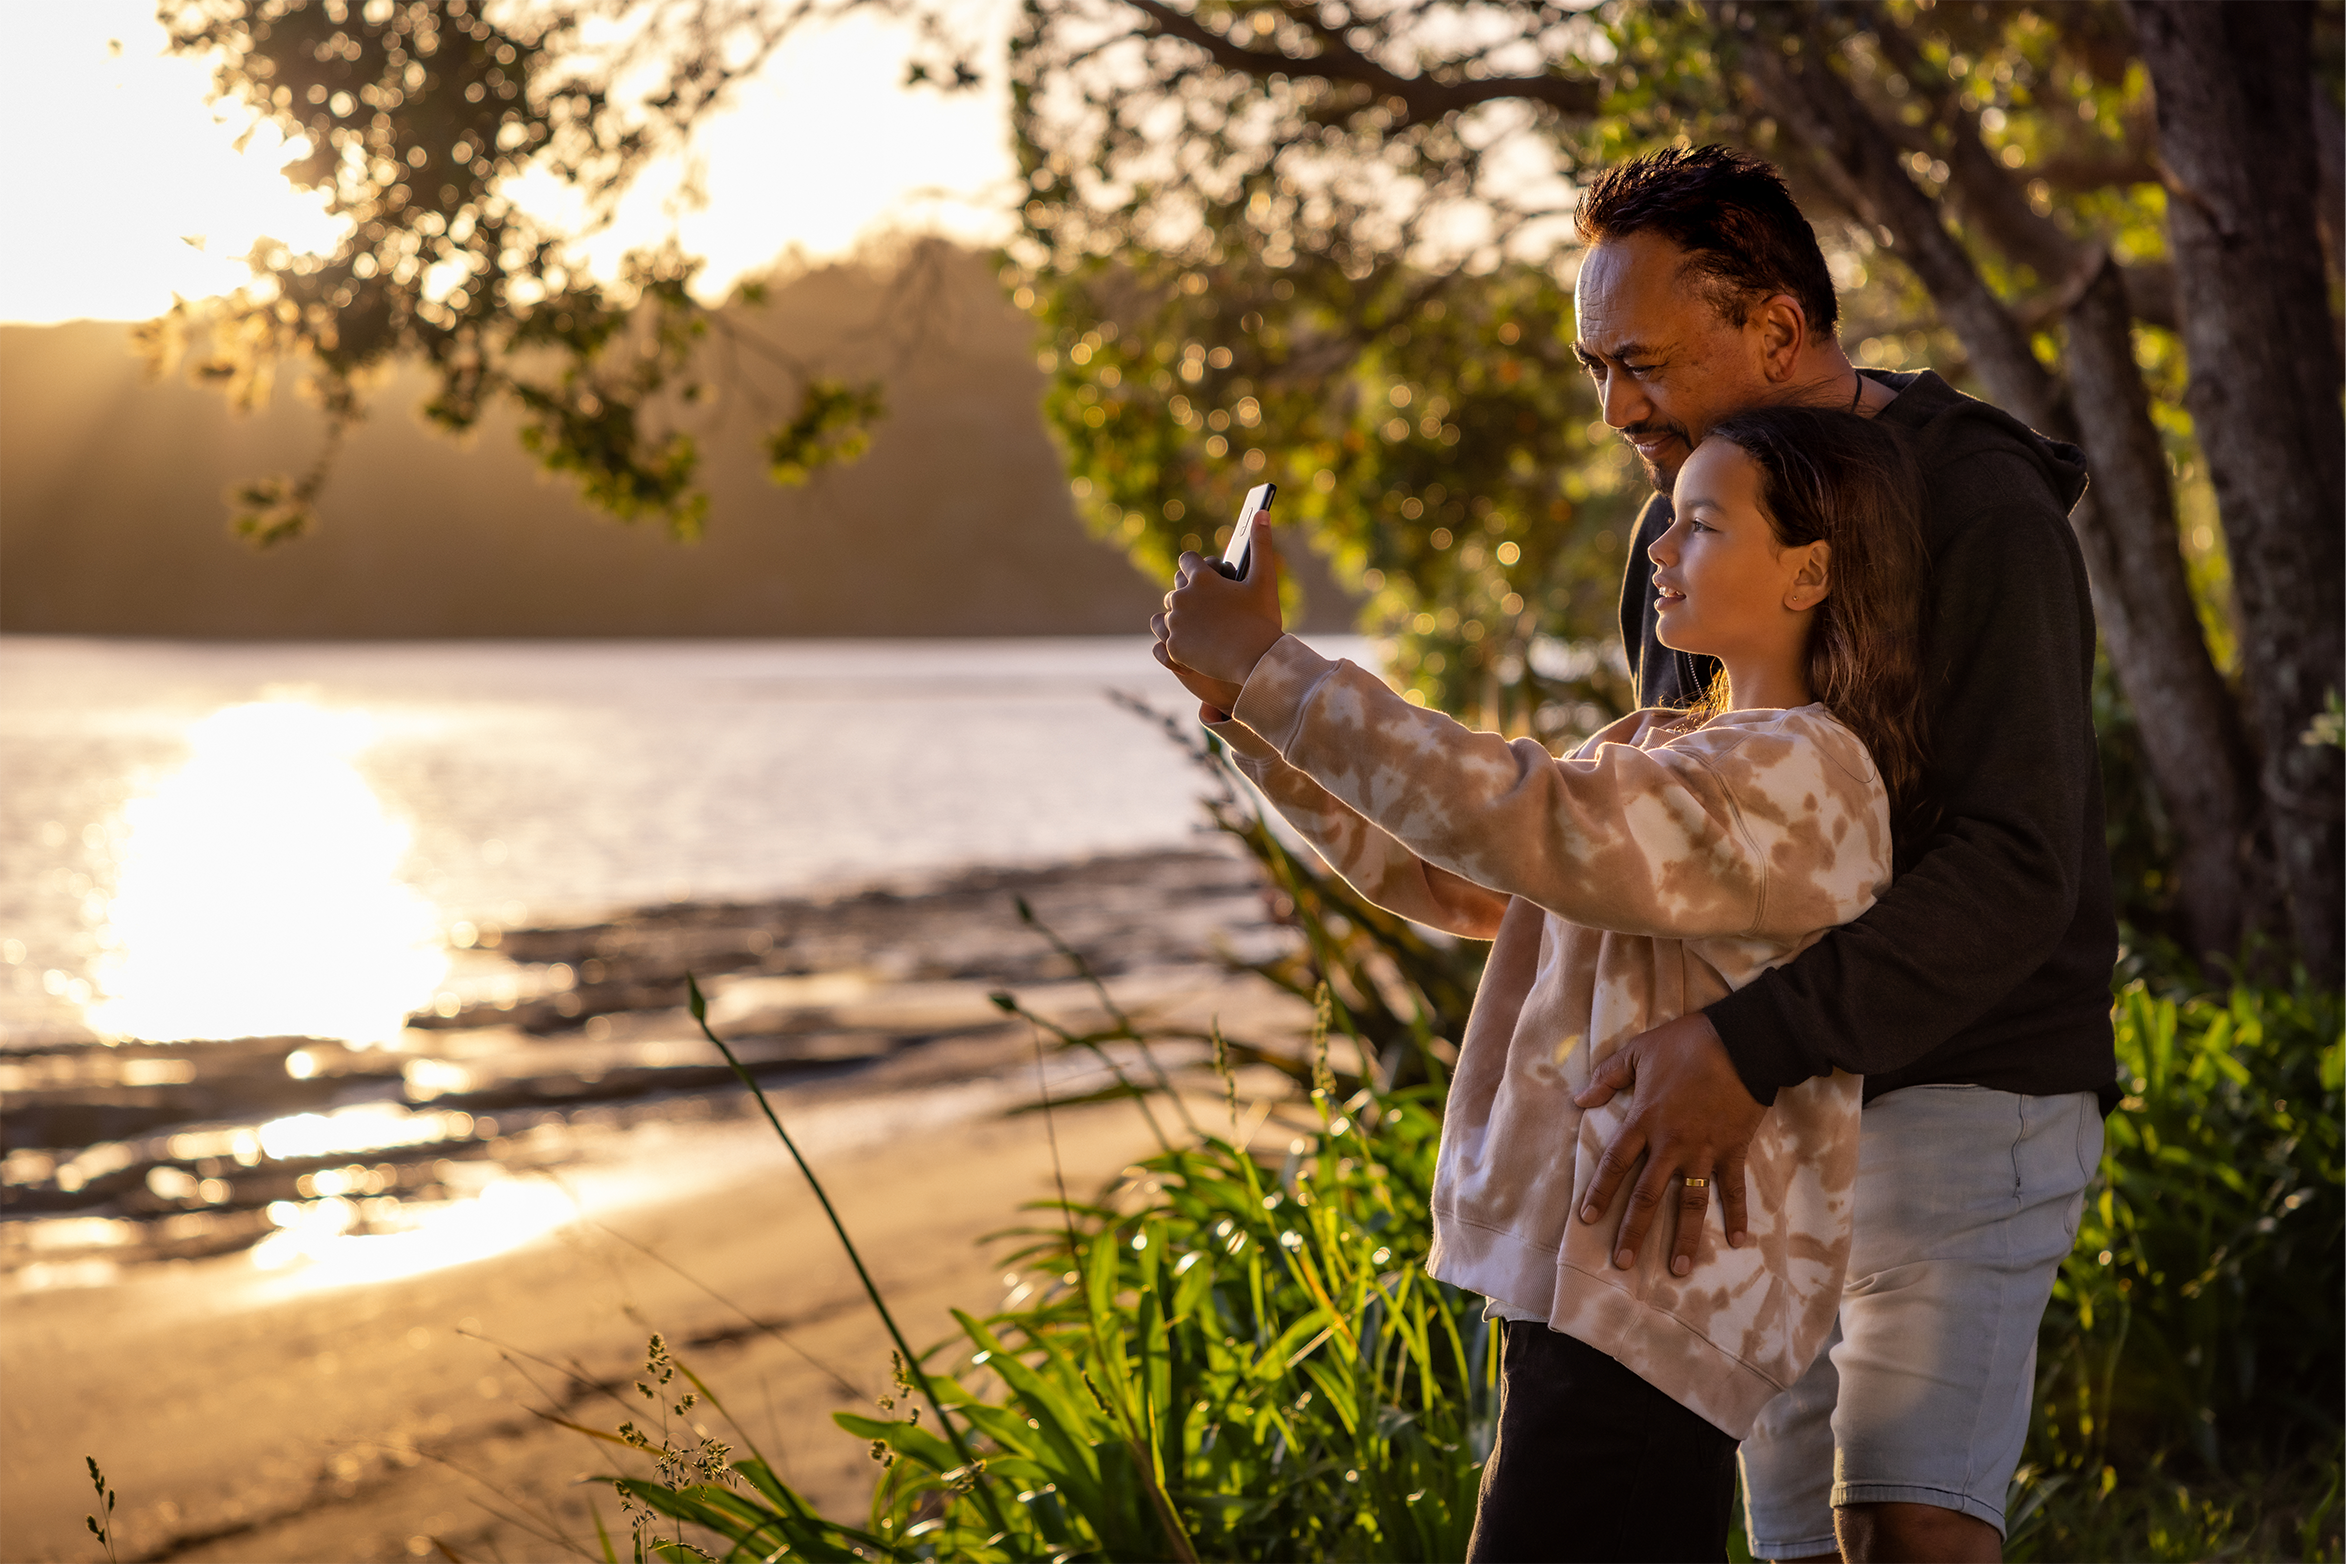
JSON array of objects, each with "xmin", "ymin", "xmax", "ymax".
[{"xmin": 600, "ymin": 958, "xmax": 1491, "ymax": 1562}]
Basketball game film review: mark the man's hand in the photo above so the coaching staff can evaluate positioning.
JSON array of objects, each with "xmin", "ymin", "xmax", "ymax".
[
  {"xmin": 1572, "ymin": 1011, "xmax": 1766, "ymax": 1277},
  {"xmin": 1148, "ymin": 512, "xmax": 1285, "ymax": 700}
]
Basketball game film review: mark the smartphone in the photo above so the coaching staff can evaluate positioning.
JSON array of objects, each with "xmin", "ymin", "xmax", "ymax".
[{"xmin": 1215, "ymin": 482, "xmax": 1277, "ymax": 580}]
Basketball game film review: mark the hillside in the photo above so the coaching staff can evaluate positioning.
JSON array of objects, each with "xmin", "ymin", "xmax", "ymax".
[{"xmin": 0, "ymin": 248, "xmax": 1356, "ymax": 638}]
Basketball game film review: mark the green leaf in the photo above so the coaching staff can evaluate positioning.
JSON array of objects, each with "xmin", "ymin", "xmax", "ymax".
[{"xmin": 832, "ymin": 1412, "xmax": 960, "ymax": 1474}]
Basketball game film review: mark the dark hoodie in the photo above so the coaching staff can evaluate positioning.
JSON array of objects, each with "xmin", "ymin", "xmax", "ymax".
[{"xmin": 1619, "ymin": 368, "xmax": 2120, "ymax": 1108}]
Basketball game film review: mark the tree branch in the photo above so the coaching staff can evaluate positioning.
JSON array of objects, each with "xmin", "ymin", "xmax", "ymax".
[
  {"xmin": 1117, "ymin": 0, "xmax": 1600, "ymax": 125},
  {"xmin": 1719, "ymin": 6, "xmax": 2060, "ymax": 427},
  {"xmin": 1852, "ymin": 6, "xmax": 2173, "ymax": 326}
]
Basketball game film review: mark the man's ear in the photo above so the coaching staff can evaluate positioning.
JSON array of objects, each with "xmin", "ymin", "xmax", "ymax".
[
  {"xmin": 1755, "ymin": 293, "xmax": 1807, "ymax": 383},
  {"xmin": 1785, "ymin": 539, "xmax": 1831, "ymax": 611}
]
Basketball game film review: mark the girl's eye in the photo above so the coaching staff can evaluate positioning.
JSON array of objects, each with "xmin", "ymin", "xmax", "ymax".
[{"xmin": 1687, "ymin": 518, "xmax": 1713, "ymax": 533}]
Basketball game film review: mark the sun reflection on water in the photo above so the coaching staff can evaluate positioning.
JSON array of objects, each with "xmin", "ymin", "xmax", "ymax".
[
  {"xmin": 248, "ymin": 1178, "xmax": 579, "ymax": 1289},
  {"xmin": 86, "ymin": 700, "xmax": 449, "ymax": 1045}
]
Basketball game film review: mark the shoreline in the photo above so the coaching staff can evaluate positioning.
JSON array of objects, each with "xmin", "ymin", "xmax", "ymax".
[
  {"xmin": 2, "ymin": 847, "xmax": 1321, "ymax": 1561},
  {"xmin": 3, "ymin": 848, "xmax": 1300, "ymax": 1285}
]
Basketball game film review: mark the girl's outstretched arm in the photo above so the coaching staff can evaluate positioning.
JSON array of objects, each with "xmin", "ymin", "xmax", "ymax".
[
  {"xmin": 1223, "ymin": 636, "xmax": 1882, "ymax": 945},
  {"xmin": 1208, "ymin": 716, "xmax": 1511, "ymax": 939}
]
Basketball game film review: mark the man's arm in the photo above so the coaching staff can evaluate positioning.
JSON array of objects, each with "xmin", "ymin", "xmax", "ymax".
[
  {"xmin": 1577, "ymin": 465, "xmax": 2102, "ymax": 1256},
  {"xmin": 1709, "ymin": 475, "xmax": 2100, "ymax": 1098}
]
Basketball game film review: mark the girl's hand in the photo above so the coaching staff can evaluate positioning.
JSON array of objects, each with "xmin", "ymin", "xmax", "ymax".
[
  {"xmin": 1156, "ymin": 511, "xmax": 1286, "ymax": 693},
  {"xmin": 1148, "ymin": 636, "xmax": 1243, "ymax": 720}
]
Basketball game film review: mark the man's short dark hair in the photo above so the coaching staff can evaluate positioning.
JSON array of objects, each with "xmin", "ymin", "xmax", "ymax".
[{"xmin": 1575, "ymin": 144, "xmax": 1839, "ymax": 336}]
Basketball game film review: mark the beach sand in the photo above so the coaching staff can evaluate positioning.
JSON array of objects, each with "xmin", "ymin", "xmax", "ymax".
[
  {"xmin": 2, "ymin": 850, "xmax": 1323, "ymax": 1562},
  {"xmin": 11, "ymin": 1094, "xmax": 1240, "ymax": 1563}
]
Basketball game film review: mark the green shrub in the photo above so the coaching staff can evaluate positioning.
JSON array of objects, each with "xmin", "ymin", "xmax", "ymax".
[{"xmin": 2012, "ymin": 973, "xmax": 2344, "ymax": 1559}]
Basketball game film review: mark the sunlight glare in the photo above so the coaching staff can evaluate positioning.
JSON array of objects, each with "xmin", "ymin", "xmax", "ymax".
[
  {"xmin": 87, "ymin": 701, "xmax": 449, "ymax": 1045},
  {"xmin": 2, "ymin": 0, "xmax": 1017, "ymax": 324},
  {"xmin": 0, "ymin": 1, "xmax": 343, "ymax": 324},
  {"xmin": 248, "ymin": 1177, "xmax": 577, "ymax": 1289}
]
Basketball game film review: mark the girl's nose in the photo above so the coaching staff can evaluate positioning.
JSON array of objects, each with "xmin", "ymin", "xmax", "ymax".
[{"xmin": 1649, "ymin": 520, "xmax": 1680, "ymax": 566}]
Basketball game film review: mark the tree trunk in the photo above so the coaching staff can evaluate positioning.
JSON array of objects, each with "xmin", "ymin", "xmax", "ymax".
[
  {"xmin": 2060, "ymin": 256, "xmax": 2272, "ymax": 959},
  {"xmin": 1721, "ymin": 4, "xmax": 2268, "ymax": 962},
  {"xmin": 2130, "ymin": 0, "xmax": 2346, "ymax": 984}
]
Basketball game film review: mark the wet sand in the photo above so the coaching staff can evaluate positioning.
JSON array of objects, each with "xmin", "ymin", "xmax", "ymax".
[
  {"xmin": 0, "ymin": 850, "xmax": 1319, "ymax": 1562},
  {"xmin": 4, "ymin": 849, "xmax": 1295, "ymax": 1274}
]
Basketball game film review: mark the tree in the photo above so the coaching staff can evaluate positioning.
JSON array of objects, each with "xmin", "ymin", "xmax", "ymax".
[
  {"xmin": 1004, "ymin": 0, "xmax": 2343, "ymax": 980},
  {"xmin": 2127, "ymin": 0, "xmax": 2344, "ymax": 983},
  {"xmin": 150, "ymin": 0, "xmax": 892, "ymax": 544}
]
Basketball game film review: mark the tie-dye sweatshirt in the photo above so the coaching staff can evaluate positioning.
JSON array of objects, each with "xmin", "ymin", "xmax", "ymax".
[{"xmin": 1209, "ymin": 635, "xmax": 1891, "ymax": 1439}]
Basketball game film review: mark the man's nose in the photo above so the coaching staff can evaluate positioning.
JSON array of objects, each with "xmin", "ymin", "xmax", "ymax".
[{"xmin": 1599, "ymin": 368, "xmax": 1649, "ymax": 430}]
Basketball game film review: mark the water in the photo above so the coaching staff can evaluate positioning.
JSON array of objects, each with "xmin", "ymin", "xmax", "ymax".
[{"xmin": 2, "ymin": 635, "xmax": 1361, "ymax": 1047}]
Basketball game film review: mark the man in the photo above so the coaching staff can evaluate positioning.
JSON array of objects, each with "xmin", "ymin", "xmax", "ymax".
[{"xmin": 1563, "ymin": 145, "xmax": 2118, "ymax": 1562}]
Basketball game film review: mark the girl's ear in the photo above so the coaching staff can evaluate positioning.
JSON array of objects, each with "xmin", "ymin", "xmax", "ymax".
[{"xmin": 1785, "ymin": 539, "xmax": 1831, "ymax": 611}]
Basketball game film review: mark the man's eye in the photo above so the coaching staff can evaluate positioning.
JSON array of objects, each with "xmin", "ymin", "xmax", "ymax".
[{"xmin": 1622, "ymin": 362, "xmax": 1658, "ymax": 376}]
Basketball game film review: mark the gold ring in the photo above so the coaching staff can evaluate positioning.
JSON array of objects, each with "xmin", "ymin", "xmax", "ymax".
[{"xmin": 1683, "ymin": 1176, "xmax": 1708, "ymax": 1189}]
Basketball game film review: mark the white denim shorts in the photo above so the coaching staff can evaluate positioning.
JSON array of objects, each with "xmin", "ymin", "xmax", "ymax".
[{"xmin": 1738, "ymin": 1084, "xmax": 2104, "ymax": 1557}]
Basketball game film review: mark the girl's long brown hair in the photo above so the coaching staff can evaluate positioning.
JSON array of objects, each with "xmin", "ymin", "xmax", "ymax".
[{"xmin": 1696, "ymin": 404, "xmax": 1933, "ymax": 839}]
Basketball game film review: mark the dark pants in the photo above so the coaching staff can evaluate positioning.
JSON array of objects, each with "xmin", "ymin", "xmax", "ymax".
[{"xmin": 1465, "ymin": 1320, "xmax": 1741, "ymax": 1563}]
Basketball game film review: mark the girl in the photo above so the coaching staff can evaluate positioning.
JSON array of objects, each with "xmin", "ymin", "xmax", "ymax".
[{"xmin": 1153, "ymin": 404, "xmax": 1929, "ymax": 1562}]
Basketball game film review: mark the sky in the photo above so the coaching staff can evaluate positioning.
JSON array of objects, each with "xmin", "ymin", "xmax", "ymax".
[{"xmin": 0, "ymin": 0, "xmax": 1020, "ymax": 326}]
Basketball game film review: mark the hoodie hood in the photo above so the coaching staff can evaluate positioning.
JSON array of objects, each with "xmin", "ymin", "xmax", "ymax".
[{"xmin": 1866, "ymin": 368, "xmax": 2091, "ymax": 517}]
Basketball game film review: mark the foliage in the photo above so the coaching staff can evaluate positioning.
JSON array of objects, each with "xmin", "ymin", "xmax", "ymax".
[
  {"xmin": 2006, "ymin": 1442, "xmax": 2345, "ymax": 1564},
  {"xmin": 2027, "ymin": 976, "xmax": 2344, "ymax": 1481},
  {"xmin": 2009, "ymin": 964, "xmax": 2345, "ymax": 1560},
  {"xmin": 603, "ymin": 1021, "xmax": 1494, "ymax": 1561},
  {"xmin": 2095, "ymin": 654, "xmax": 2180, "ymax": 941},
  {"xmin": 153, "ymin": 0, "xmax": 886, "ymax": 542},
  {"xmin": 1000, "ymin": 0, "xmax": 2213, "ymax": 724},
  {"xmin": 1013, "ymin": 248, "xmax": 1644, "ymax": 738}
]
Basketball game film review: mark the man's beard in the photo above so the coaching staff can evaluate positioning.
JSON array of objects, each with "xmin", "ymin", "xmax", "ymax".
[{"xmin": 1626, "ymin": 422, "xmax": 1691, "ymax": 493}]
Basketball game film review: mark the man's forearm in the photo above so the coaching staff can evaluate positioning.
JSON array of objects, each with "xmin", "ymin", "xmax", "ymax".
[{"xmin": 1702, "ymin": 487, "xmax": 2103, "ymax": 1096}]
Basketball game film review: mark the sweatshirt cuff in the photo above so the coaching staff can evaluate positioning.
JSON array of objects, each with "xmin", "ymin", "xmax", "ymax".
[
  {"xmin": 1705, "ymin": 974, "xmax": 1820, "ymax": 1108},
  {"xmin": 1230, "ymin": 634, "xmax": 1344, "ymax": 757},
  {"xmin": 1202, "ymin": 712, "xmax": 1281, "ymax": 771}
]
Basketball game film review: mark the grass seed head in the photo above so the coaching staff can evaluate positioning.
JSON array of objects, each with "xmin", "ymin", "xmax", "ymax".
[
  {"xmin": 1310, "ymin": 982, "xmax": 1336, "ymax": 1101},
  {"xmin": 1211, "ymin": 1020, "xmax": 1240, "ymax": 1124}
]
